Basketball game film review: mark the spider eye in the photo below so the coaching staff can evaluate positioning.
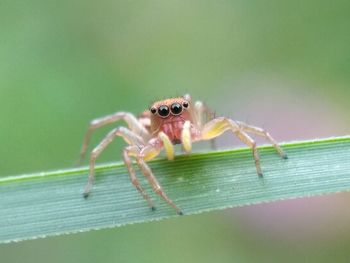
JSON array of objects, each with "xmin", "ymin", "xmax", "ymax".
[
  {"xmin": 158, "ymin": 105, "xmax": 170, "ymax": 117},
  {"xmin": 182, "ymin": 101, "xmax": 189, "ymax": 108},
  {"xmin": 150, "ymin": 107, "xmax": 157, "ymax": 114},
  {"xmin": 171, "ymin": 103, "xmax": 182, "ymax": 115}
]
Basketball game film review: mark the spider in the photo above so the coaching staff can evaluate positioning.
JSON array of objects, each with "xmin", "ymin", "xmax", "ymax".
[{"xmin": 78, "ymin": 94, "xmax": 287, "ymax": 215}]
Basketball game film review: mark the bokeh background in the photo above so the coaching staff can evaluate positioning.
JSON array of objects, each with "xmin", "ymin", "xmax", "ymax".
[{"xmin": 1, "ymin": 0, "xmax": 350, "ymax": 262}]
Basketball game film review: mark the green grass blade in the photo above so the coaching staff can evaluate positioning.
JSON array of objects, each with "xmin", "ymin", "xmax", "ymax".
[{"xmin": 1, "ymin": 136, "xmax": 350, "ymax": 243}]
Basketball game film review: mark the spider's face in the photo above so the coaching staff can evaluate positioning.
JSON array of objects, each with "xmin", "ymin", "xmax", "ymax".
[
  {"xmin": 149, "ymin": 95, "xmax": 193, "ymax": 134},
  {"xmin": 150, "ymin": 97, "xmax": 189, "ymax": 119}
]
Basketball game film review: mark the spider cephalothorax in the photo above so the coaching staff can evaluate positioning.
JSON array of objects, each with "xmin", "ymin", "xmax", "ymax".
[
  {"xmin": 149, "ymin": 96, "xmax": 196, "ymax": 145},
  {"xmin": 78, "ymin": 94, "xmax": 287, "ymax": 215}
]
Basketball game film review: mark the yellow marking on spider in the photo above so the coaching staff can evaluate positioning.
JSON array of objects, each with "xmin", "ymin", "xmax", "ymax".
[
  {"xmin": 181, "ymin": 120, "xmax": 192, "ymax": 153},
  {"xmin": 159, "ymin": 132, "xmax": 175, "ymax": 160}
]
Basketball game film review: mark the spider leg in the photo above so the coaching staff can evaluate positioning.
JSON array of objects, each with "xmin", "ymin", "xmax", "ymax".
[
  {"xmin": 136, "ymin": 157, "xmax": 183, "ymax": 215},
  {"xmin": 123, "ymin": 146, "xmax": 155, "ymax": 210},
  {"xmin": 193, "ymin": 100, "xmax": 217, "ymax": 150},
  {"xmin": 78, "ymin": 112, "xmax": 150, "ymax": 166},
  {"xmin": 83, "ymin": 126, "xmax": 145, "ymax": 197},
  {"xmin": 236, "ymin": 121, "xmax": 287, "ymax": 159},
  {"xmin": 234, "ymin": 130, "xmax": 263, "ymax": 176},
  {"xmin": 136, "ymin": 139, "xmax": 183, "ymax": 215},
  {"xmin": 194, "ymin": 101, "xmax": 216, "ymax": 128},
  {"xmin": 201, "ymin": 117, "xmax": 263, "ymax": 176}
]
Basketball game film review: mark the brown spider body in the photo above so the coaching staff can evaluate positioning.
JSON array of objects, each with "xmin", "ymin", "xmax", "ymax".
[{"xmin": 78, "ymin": 94, "xmax": 287, "ymax": 215}]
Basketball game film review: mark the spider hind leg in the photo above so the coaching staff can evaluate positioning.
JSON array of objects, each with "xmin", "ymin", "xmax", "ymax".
[{"xmin": 138, "ymin": 142, "xmax": 184, "ymax": 215}]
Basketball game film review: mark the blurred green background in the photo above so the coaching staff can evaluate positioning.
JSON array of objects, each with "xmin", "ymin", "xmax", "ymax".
[{"xmin": 1, "ymin": 0, "xmax": 350, "ymax": 262}]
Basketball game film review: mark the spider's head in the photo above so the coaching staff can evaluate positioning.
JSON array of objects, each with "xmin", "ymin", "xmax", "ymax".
[{"xmin": 149, "ymin": 94, "xmax": 193, "ymax": 133}]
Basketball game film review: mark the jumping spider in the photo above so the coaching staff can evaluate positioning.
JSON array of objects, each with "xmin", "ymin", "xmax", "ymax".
[{"xmin": 78, "ymin": 94, "xmax": 287, "ymax": 215}]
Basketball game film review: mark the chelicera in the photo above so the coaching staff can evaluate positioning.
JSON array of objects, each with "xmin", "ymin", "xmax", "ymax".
[{"xmin": 78, "ymin": 94, "xmax": 287, "ymax": 215}]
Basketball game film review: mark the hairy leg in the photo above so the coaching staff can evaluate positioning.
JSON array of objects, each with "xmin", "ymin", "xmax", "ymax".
[
  {"xmin": 194, "ymin": 101, "xmax": 216, "ymax": 128},
  {"xmin": 78, "ymin": 112, "xmax": 150, "ymax": 166},
  {"xmin": 83, "ymin": 127, "xmax": 144, "ymax": 197},
  {"xmin": 194, "ymin": 100, "xmax": 217, "ymax": 149},
  {"xmin": 234, "ymin": 130, "xmax": 263, "ymax": 176},
  {"xmin": 123, "ymin": 146, "xmax": 155, "ymax": 210},
  {"xmin": 136, "ymin": 158, "xmax": 183, "ymax": 215},
  {"xmin": 201, "ymin": 117, "xmax": 264, "ymax": 176},
  {"xmin": 136, "ymin": 137, "xmax": 183, "ymax": 214},
  {"xmin": 236, "ymin": 121, "xmax": 287, "ymax": 159}
]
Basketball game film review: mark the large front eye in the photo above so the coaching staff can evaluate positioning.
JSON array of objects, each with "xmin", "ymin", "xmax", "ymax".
[
  {"xmin": 171, "ymin": 103, "xmax": 182, "ymax": 115},
  {"xmin": 158, "ymin": 105, "xmax": 170, "ymax": 117}
]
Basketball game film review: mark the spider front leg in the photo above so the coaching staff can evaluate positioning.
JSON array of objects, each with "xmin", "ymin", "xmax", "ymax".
[
  {"xmin": 123, "ymin": 146, "xmax": 156, "ymax": 210},
  {"xmin": 78, "ymin": 112, "xmax": 150, "ymax": 166},
  {"xmin": 200, "ymin": 117, "xmax": 285, "ymax": 176},
  {"xmin": 137, "ymin": 139, "xmax": 183, "ymax": 215},
  {"xmin": 83, "ymin": 126, "xmax": 145, "ymax": 197}
]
